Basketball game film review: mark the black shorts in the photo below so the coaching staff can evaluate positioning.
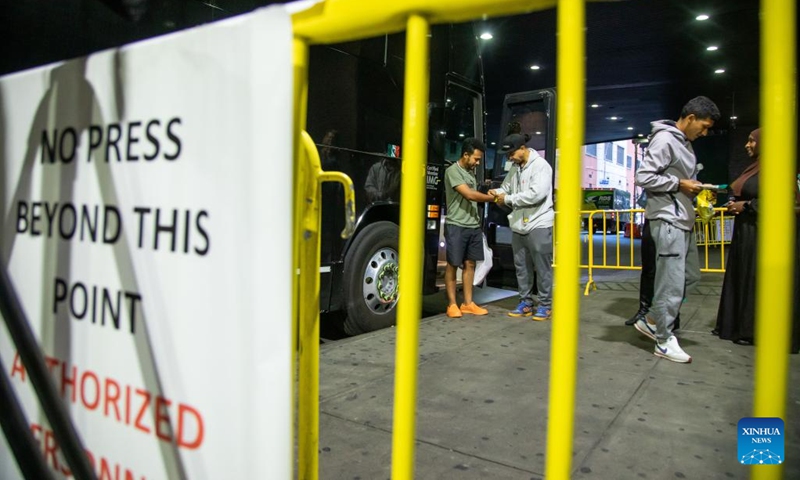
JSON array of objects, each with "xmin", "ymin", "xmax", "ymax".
[{"xmin": 445, "ymin": 224, "xmax": 484, "ymax": 266}]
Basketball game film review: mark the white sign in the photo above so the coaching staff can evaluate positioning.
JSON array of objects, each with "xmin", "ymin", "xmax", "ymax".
[{"xmin": 0, "ymin": 6, "xmax": 293, "ymax": 479}]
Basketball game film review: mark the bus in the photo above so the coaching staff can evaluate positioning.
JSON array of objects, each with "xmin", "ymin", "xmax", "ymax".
[
  {"xmin": 306, "ymin": 24, "xmax": 486, "ymax": 335},
  {"xmin": 581, "ymin": 187, "xmax": 632, "ymax": 234}
]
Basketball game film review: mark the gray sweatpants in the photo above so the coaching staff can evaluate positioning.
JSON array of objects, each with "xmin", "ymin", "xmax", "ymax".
[
  {"xmin": 511, "ymin": 227, "xmax": 553, "ymax": 308},
  {"xmin": 650, "ymin": 219, "xmax": 701, "ymax": 341}
]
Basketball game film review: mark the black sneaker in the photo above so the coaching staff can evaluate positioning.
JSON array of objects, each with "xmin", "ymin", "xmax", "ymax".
[{"xmin": 625, "ymin": 306, "xmax": 648, "ymax": 326}]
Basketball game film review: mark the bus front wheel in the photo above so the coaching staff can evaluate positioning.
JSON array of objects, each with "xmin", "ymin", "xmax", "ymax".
[{"xmin": 342, "ymin": 221, "xmax": 400, "ymax": 335}]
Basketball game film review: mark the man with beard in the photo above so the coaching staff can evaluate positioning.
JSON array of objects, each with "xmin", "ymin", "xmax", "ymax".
[{"xmin": 443, "ymin": 137, "xmax": 495, "ymax": 318}]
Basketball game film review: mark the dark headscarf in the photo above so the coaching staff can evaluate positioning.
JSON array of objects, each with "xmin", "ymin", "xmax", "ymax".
[{"xmin": 730, "ymin": 128, "xmax": 760, "ymax": 197}]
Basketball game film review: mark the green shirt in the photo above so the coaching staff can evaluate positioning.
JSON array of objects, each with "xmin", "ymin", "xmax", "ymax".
[{"xmin": 444, "ymin": 162, "xmax": 481, "ymax": 228}]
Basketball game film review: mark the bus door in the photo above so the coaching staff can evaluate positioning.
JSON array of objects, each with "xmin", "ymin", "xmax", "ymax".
[
  {"xmin": 486, "ymin": 88, "xmax": 556, "ymax": 288},
  {"xmin": 429, "ymin": 76, "xmax": 486, "ymax": 284}
]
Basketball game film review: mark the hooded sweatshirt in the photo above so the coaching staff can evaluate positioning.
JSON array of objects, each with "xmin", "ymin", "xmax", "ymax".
[
  {"xmin": 635, "ymin": 120, "xmax": 699, "ymax": 231},
  {"xmin": 495, "ymin": 149, "xmax": 554, "ymax": 233}
]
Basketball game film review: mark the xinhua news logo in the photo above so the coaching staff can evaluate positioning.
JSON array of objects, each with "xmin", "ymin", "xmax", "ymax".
[{"xmin": 738, "ymin": 417, "xmax": 784, "ymax": 465}]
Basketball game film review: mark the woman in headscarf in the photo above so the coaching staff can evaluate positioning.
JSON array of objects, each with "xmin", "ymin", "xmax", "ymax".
[
  {"xmin": 713, "ymin": 128, "xmax": 799, "ymax": 353},
  {"xmin": 713, "ymin": 129, "xmax": 761, "ymax": 346}
]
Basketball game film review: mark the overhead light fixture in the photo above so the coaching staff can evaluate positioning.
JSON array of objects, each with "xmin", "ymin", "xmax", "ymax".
[
  {"xmin": 627, "ymin": 127, "xmax": 634, "ymax": 131},
  {"xmin": 490, "ymin": 141, "xmax": 496, "ymax": 145},
  {"xmin": 696, "ymin": 14, "xmax": 709, "ymax": 21},
  {"xmin": 458, "ymin": 133, "xmax": 465, "ymax": 137},
  {"xmin": 610, "ymin": 116, "xmax": 619, "ymax": 121},
  {"xmin": 530, "ymin": 65, "xmax": 541, "ymax": 70},
  {"xmin": 715, "ymin": 68, "xmax": 725, "ymax": 74},
  {"xmin": 730, "ymin": 116, "xmax": 738, "ymax": 120},
  {"xmin": 590, "ymin": 104, "xmax": 600, "ymax": 108},
  {"xmin": 535, "ymin": 131, "xmax": 542, "ymax": 135},
  {"xmin": 480, "ymin": 32, "xmax": 493, "ymax": 40},
  {"xmin": 706, "ymin": 45, "xmax": 719, "ymax": 51},
  {"xmin": 638, "ymin": 134, "xmax": 644, "ymax": 137}
]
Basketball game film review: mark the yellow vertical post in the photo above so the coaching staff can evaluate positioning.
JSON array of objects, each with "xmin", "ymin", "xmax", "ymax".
[
  {"xmin": 546, "ymin": 0, "xmax": 584, "ymax": 478},
  {"xmin": 391, "ymin": 13, "xmax": 430, "ymax": 480},
  {"xmin": 293, "ymin": 38, "xmax": 320, "ymax": 480},
  {"xmin": 753, "ymin": 0, "xmax": 795, "ymax": 479}
]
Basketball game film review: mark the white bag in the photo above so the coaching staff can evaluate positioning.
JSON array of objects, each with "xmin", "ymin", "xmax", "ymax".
[{"xmin": 473, "ymin": 234, "xmax": 493, "ymax": 286}]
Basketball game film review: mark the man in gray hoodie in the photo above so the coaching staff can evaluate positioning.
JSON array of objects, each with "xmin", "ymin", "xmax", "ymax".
[
  {"xmin": 490, "ymin": 133, "xmax": 554, "ymax": 321},
  {"xmin": 634, "ymin": 96, "xmax": 720, "ymax": 363}
]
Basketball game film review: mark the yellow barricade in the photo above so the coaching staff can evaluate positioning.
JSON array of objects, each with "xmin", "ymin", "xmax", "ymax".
[
  {"xmin": 291, "ymin": 2, "xmax": 795, "ymax": 480},
  {"xmin": 582, "ymin": 207, "xmax": 732, "ymax": 295}
]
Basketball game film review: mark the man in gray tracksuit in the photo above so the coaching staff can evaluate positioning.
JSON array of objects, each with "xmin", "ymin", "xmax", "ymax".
[
  {"xmin": 490, "ymin": 133, "xmax": 554, "ymax": 321},
  {"xmin": 634, "ymin": 96, "xmax": 720, "ymax": 363}
]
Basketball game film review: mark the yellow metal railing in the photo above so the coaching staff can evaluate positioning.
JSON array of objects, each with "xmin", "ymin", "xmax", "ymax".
[
  {"xmin": 390, "ymin": 14, "xmax": 430, "ymax": 480},
  {"xmin": 546, "ymin": 0, "xmax": 584, "ymax": 477},
  {"xmin": 290, "ymin": 1, "xmax": 796, "ymax": 480},
  {"xmin": 694, "ymin": 209, "xmax": 731, "ymax": 273},
  {"xmin": 296, "ymin": 129, "xmax": 355, "ymax": 480},
  {"xmin": 753, "ymin": 0, "xmax": 796, "ymax": 479},
  {"xmin": 293, "ymin": 36, "xmax": 355, "ymax": 480},
  {"xmin": 694, "ymin": 210, "xmax": 733, "ymax": 247},
  {"xmin": 581, "ymin": 208, "xmax": 732, "ymax": 294},
  {"xmin": 293, "ymin": 3, "xmax": 573, "ymax": 479}
]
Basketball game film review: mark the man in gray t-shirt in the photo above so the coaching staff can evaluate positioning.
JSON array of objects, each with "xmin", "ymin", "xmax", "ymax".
[{"xmin": 443, "ymin": 138, "xmax": 495, "ymax": 318}]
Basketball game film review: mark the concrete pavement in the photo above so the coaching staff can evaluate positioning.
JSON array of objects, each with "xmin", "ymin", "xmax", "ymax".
[{"xmin": 317, "ymin": 274, "xmax": 800, "ymax": 479}]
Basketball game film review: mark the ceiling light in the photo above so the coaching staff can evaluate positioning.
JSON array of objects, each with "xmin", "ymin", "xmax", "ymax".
[
  {"xmin": 458, "ymin": 133, "xmax": 465, "ymax": 137},
  {"xmin": 714, "ymin": 68, "xmax": 725, "ymax": 74},
  {"xmin": 730, "ymin": 116, "xmax": 738, "ymax": 120},
  {"xmin": 530, "ymin": 65, "xmax": 541, "ymax": 70},
  {"xmin": 591, "ymin": 104, "xmax": 600, "ymax": 108},
  {"xmin": 536, "ymin": 131, "xmax": 542, "ymax": 135},
  {"xmin": 480, "ymin": 32, "xmax": 493, "ymax": 40},
  {"xmin": 706, "ymin": 45, "xmax": 719, "ymax": 51},
  {"xmin": 490, "ymin": 142, "xmax": 496, "ymax": 145},
  {"xmin": 638, "ymin": 134, "xmax": 644, "ymax": 137},
  {"xmin": 627, "ymin": 127, "xmax": 634, "ymax": 131},
  {"xmin": 610, "ymin": 116, "xmax": 619, "ymax": 121},
  {"xmin": 696, "ymin": 14, "xmax": 709, "ymax": 21}
]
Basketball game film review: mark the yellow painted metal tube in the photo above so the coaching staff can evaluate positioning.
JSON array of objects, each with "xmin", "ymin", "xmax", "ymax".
[
  {"xmin": 293, "ymin": 39, "xmax": 320, "ymax": 480},
  {"xmin": 298, "ymin": 132, "xmax": 321, "ymax": 480},
  {"xmin": 293, "ymin": 0, "xmax": 557, "ymax": 44},
  {"xmin": 545, "ymin": 0, "xmax": 584, "ymax": 478},
  {"xmin": 391, "ymin": 14, "xmax": 430, "ymax": 480},
  {"xmin": 584, "ymin": 211, "xmax": 596, "ymax": 295},
  {"xmin": 318, "ymin": 171, "xmax": 356, "ymax": 239},
  {"xmin": 297, "ymin": 146, "xmax": 356, "ymax": 480},
  {"xmin": 753, "ymin": 0, "xmax": 796, "ymax": 478}
]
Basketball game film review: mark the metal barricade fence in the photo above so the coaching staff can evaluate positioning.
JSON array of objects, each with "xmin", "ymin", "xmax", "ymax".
[
  {"xmin": 291, "ymin": 2, "xmax": 795, "ymax": 480},
  {"xmin": 580, "ymin": 207, "xmax": 732, "ymax": 295}
]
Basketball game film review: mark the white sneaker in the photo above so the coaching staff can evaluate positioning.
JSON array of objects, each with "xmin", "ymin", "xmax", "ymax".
[
  {"xmin": 654, "ymin": 335, "xmax": 692, "ymax": 363},
  {"xmin": 634, "ymin": 317, "xmax": 658, "ymax": 341}
]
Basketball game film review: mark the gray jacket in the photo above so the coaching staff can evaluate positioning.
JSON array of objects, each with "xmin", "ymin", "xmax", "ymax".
[
  {"xmin": 635, "ymin": 120, "xmax": 699, "ymax": 231},
  {"xmin": 495, "ymin": 149, "xmax": 554, "ymax": 233}
]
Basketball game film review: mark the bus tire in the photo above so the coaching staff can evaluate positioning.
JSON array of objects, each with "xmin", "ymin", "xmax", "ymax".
[{"xmin": 342, "ymin": 221, "xmax": 400, "ymax": 335}]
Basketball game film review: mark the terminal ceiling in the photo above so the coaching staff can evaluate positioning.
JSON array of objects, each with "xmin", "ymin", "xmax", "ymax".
[{"xmin": 2, "ymin": 0, "xmax": 767, "ymax": 145}]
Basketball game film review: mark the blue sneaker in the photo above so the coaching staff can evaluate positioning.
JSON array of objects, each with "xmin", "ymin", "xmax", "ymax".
[
  {"xmin": 532, "ymin": 306, "xmax": 551, "ymax": 321},
  {"xmin": 508, "ymin": 301, "xmax": 533, "ymax": 317}
]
